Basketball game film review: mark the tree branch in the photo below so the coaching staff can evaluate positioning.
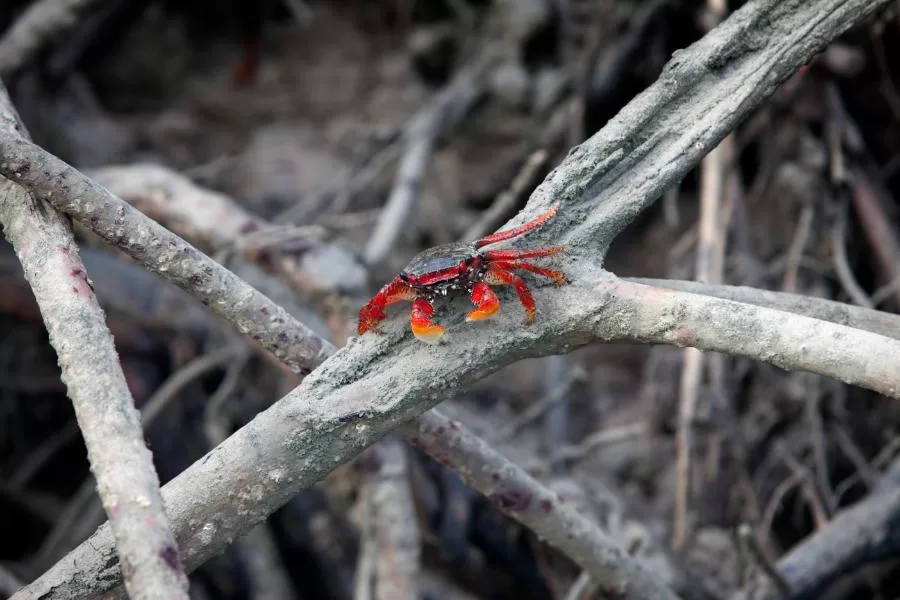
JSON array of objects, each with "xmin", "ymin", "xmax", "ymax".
[
  {"xmin": 0, "ymin": 136, "xmax": 333, "ymax": 375},
  {"xmin": 5, "ymin": 0, "xmax": 894, "ymax": 597},
  {"xmin": 0, "ymin": 85, "xmax": 190, "ymax": 598},
  {"xmin": 627, "ymin": 278, "xmax": 900, "ymax": 341}
]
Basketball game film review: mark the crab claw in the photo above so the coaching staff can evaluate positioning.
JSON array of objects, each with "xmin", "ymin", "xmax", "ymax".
[
  {"xmin": 466, "ymin": 282, "xmax": 500, "ymax": 322},
  {"xmin": 410, "ymin": 297, "xmax": 445, "ymax": 344},
  {"xmin": 358, "ymin": 276, "xmax": 416, "ymax": 336}
]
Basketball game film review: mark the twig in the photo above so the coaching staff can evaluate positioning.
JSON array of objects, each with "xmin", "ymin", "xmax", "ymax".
[
  {"xmin": 777, "ymin": 446, "xmax": 830, "ymax": 530},
  {"xmin": 499, "ymin": 364, "xmax": 584, "ymax": 439},
  {"xmin": 563, "ymin": 571, "xmax": 595, "ymax": 600},
  {"xmin": 674, "ymin": 122, "xmax": 735, "ymax": 552},
  {"xmin": 759, "ymin": 472, "xmax": 802, "ymax": 554},
  {"xmin": 8, "ymin": 0, "xmax": 893, "ymax": 595},
  {"xmin": 803, "ymin": 378, "xmax": 835, "ymax": 516},
  {"xmin": 462, "ymin": 150, "xmax": 548, "ymax": 241},
  {"xmin": 553, "ymin": 423, "xmax": 647, "ymax": 463},
  {"xmin": 544, "ymin": 355, "xmax": 572, "ymax": 476},
  {"xmin": 848, "ymin": 169, "xmax": 900, "ymax": 308},
  {"xmin": 0, "ymin": 81, "xmax": 190, "ymax": 599},
  {"xmin": 140, "ymin": 345, "xmax": 246, "ymax": 429},
  {"xmin": 782, "ymin": 205, "xmax": 814, "ymax": 293},
  {"xmin": 831, "ymin": 200, "xmax": 874, "ymax": 308},
  {"xmin": 364, "ymin": 57, "xmax": 492, "ymax": 265},
  {"xmin": 239, "ymin": 525, "xmax": 297, "ymax": 600},
  {"xmin": 8, "ymin": 423, "xmax": 80, "ymax": 490},
  {"xmin": 361, "ymin": 435, "xmax": 421, "ymax": 600},
  {"xmin": 735, "ymin": 524, "xmax": 792, "ymax": 597},
  {"xmin": 403, "ymin": 410, "xmax": 680, "ymax": 600},
  {"xmin": 25, "ymin": 476, "xmax": 101, "ymax": 578},
  {"xmin": 0, "ymin": 0, "xmax": 105, "ymax": 77},
  {"xmin": 354, "ymin": 498, "xmax": 376, "ymax": 600}
]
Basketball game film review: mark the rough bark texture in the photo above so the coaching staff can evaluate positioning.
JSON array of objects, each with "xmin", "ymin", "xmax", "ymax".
[
  {"xmin": 7, "ymin": 0, "xmax": 895, "ymax": 597},
  {"xmin": 628, "ymin": 278, "xmax": 900, "ymax": 341},
  {"xmin": 0, "ymin": 84, "xmax": 190, "ymax": 599}
]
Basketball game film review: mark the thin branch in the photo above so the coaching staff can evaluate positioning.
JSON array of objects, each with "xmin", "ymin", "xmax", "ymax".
[
  {"xmin": 462, "ymin": 149, "xmax": 549, "ymax": 241},
  {"xmin": 627, "ymin": 278, "xmax": 900, "ymax": 341},
  {"xmin": 0, "ymin": 83, "xmax": 190, "ymax": 598},
  {"xmin": 403, "ymin": 410, "xmax": 679, "ymax": 600},
  {"xmin": 0, "ymin": 0, "xmax": 105, "ymax": 77},
  {"xmin": 0, "ymin": 137, "xmax": 334, "ymax": 375},
  {"xmin": 364, "ymin": 57, "xmax": 492, "ymax": 266}
]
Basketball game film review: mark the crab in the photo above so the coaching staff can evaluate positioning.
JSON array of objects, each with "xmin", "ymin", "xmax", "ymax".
[{"xmin": 357, "ymin": 204, "xmax": 567, "ymax": 344}]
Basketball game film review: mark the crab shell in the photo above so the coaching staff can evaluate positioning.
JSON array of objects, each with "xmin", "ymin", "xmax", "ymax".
[{"xmin": 399, "ymin": 242, "xmax": 486, "ymax": 297}]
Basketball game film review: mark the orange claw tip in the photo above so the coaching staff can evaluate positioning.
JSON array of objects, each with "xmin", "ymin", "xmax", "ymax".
[
  {"xmin": 465, "ymin": 307, "xmax": 499, "ymax": 322},
  {"xmin": 411, "ymin": 322, "xmax": 446, "ymax": 345}
]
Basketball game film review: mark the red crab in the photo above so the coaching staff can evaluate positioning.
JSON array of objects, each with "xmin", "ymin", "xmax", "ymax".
[{"xmin": 357, "ymin": 204, "xmax": 567, "ymax": 344}]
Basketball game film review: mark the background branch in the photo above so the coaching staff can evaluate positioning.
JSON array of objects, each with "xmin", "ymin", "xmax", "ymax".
[
  {"xmin": 0, "ymin": 83, "xmax": 190, "ymax": 598},
  {"xmin": 0, "ymin": 0, "xmax": 105, "ymax": 78}
]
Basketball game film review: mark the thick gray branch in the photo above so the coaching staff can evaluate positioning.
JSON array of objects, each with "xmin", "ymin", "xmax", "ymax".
[
  {"xmin": 14, "ymin": 274, "xmax": 900, "ymax": 599},
  {"xmin": 0, "ymin": 84, "xmax": 190, "ymax": 598}
]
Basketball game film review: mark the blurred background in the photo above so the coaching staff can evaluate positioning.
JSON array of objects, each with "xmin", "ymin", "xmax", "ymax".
[{"xmin": 1, "ymin": 0, "xmax": 899, "ymax": 598}]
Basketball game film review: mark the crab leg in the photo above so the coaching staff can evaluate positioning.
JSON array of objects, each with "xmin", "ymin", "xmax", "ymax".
[
  {"xmin": 410, "ymin": 296, "xmax": 446, "ymax": 344},
  {"xmin": 358, "ymin": 276, "xmax": 416, "ymax": 334},
  {"xmin": 466, "ymin": 281, "xmax": 501, "ymax": 322},
  {"xmin": 482, "ymin": 245, "xmax": 564, "ymax": 261},
  {"xmin": 475, "ymin": 204, "xmax": 559, "ymax": 248},
  {"xmin": 490, "ymin": 259, "xmax": 567, "ymax": 286},
  {"xmin": 483, "ymin": 266, "xmax": 537, "ymax": 324}
]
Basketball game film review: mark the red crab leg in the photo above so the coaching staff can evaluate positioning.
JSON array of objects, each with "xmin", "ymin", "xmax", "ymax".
[
  {"xmin": 483, "ymin": 266, "xmax": 536, "ymax": 324},
  {"xmin": 490, "ymin": 259, "xmax": 567, "ymax": 286},
  {"xmin": 358, "ymin": 276, "xmax": 416, "ymax": 334},
  {"xmin": 482, "ymin": 245, "xmax": 564, "ymax": 261},
  {"xmin": 475, "ymin": 204, "xmax": 560, "ymax": 248},
  {"xmin": 410, "ymin": 297, "xmax": 446, "ymax": 344},
  {"xmin": 466, "ymin": 281, "xmax": 501, "ymax": 322}
]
